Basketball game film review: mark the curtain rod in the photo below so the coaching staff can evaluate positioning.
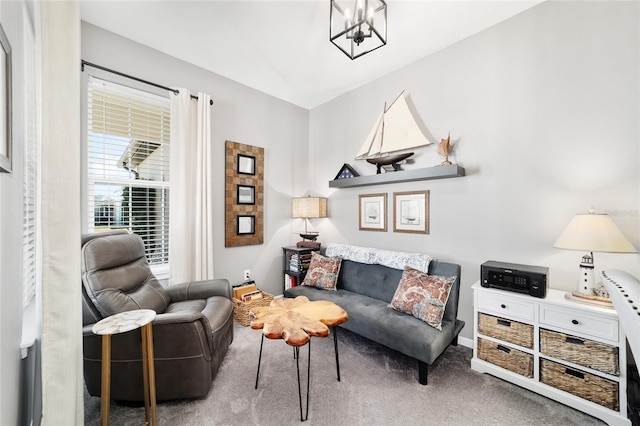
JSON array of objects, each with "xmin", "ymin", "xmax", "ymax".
[{"xmin": 81, "ymin": 60, "xmax": 214, "ymax": 106}]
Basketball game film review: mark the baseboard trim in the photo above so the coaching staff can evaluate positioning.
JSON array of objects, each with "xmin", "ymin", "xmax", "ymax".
[{"xmin": 458, "ymin": 336, "xmax": 473, "ymax": 349}]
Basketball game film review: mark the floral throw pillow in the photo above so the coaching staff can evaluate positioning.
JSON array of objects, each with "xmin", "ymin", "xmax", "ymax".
[
  {"xmin": 301, "ymin": 252, "xmax": 342, "ymax": 291},
  {"xmin": 388, "ymin": 266, "xmax": 456, "ymax": 331}
]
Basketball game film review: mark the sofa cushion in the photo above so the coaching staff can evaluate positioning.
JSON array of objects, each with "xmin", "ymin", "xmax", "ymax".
[
  {"xmin": 302, "ymin": 252, "xmax": 342, "ymax": 291},
  {"xmin": 388, "ymin": 267, "xmax": 456, "ymax": 331},
  {"xmin": 338, "ymin": 259, "xmax": 403, "ymax": 302}
]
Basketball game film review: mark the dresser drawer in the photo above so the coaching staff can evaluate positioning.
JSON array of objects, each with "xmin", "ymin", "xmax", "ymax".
[
  {"xmin": 476, "ymin": 292, "xmax": 535, "ymax": 322},
  {"xmin": 540, "ymin": 358, "xmax": 619, "ymax": 411},
  {"xmin": 539, "ymin": 305, "xmax": 618, "ymax": 342},
  {"xmin": 540, "ymin": 329, "xmax": 619, "ymax": 375},
  {"xmin": 478, "ymin": 313, "xmax": 534, "ymax": 349},
  {"xmin": 477, "ymin": 338, "xmax": 533, "ymax": 378}
]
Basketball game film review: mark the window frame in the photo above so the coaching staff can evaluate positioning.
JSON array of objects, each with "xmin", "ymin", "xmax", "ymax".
[{"xmin": 81, "ymin": 70, "xmax": 171, "ymax": 279}]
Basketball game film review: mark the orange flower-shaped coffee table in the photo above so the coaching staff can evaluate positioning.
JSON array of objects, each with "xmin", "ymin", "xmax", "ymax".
[{"xmin": 250, "ymin": 296, "xmax": 348, "ymax": 421}]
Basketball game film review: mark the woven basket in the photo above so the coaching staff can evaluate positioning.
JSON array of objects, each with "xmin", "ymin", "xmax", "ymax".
[
  {"xmin": 477, "ymin": 338, "xmax": 533, "ymax": 377},
  {"xmin": 540, "ymin": 358, "xmax": 619, "ymax": 410},
  {"xmin": 539, "ymin": 329, "xmax": 619, "ymax": 376},
  {"xmin": 478, "ymin": 313, "xmax": 534, "ymax": 349},
  {"xmin": 232, "ymin": 292, "xmax": 274, "ymax": 326}
]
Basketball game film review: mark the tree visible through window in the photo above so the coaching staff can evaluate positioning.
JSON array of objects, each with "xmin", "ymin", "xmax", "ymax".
[{"xmin": 86, "ymin": 77, "xmax": 170, "ymax": 266}]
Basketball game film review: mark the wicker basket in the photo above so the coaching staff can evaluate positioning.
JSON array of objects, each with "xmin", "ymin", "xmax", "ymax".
[
  {"xmin": 539, "ymin": 329, "xmax": 619, "ymax": 376},
  {"xmin": 478, "ymin": 313, "xmax": 534, "ymax": 349},
  {"xmin": 477, "ymin": 338, "xmax": 533, "ymax": 377},
  {"xmin": 540, "ymin": 358, "xmax": 619, "ymax": 411},
  {"xmin": 232, "ymin": 292, "xmax": 274, "ymax": 326}
]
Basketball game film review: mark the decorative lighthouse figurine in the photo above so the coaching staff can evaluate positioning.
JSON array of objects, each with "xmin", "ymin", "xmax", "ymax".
[{"xmin": 577, "ymin": 253, "xmax": 595, "ymax": 296}]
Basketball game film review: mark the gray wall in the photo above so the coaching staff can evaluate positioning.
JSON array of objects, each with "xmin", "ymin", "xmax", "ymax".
[
  {"xmin": 81, "ymin": 22, "xmax": 311, "ymax": 296},
  {"xmin": 309, "ymin": 0, "xmax": 640, "ymax": 341},
  {"xmin": 0, "ymin": 1, "xmax": 35, "ymax": 424}
]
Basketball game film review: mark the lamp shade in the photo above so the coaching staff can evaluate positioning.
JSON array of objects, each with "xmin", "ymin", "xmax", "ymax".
[
  {"xmin": 292, "ymin": 197, "xmax": 327, "ymax": 219},
  {"xmin": 553, "ymin": 213, "xmax": 637, "ymax": 253}
]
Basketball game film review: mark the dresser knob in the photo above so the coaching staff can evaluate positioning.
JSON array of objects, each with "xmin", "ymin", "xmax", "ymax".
[
  {"xmin": 571, "ymin": 319, "xmax": 579, "ymax": 325},
  {"xmin": 501, "ymin": 304, "xmax": 506, "ymax": 309}
]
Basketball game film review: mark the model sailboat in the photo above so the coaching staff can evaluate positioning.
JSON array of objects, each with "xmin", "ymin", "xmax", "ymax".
[{"xmin": 355, "ymin": 91, "xmax": 434, "ymax": 174}]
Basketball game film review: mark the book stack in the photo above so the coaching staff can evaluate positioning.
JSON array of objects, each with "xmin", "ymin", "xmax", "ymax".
[
  {"xmin": 233, "ymin": 282, "xmax": 264, "ymax": 302},
  {"xmin": 289, "ymin": 252, "xmax": 312, "ymax": 274}
]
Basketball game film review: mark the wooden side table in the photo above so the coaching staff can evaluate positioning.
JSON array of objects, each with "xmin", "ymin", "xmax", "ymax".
[{"xmin": 92, "ymin": 309, "xmax": 158, "ymax": 426}]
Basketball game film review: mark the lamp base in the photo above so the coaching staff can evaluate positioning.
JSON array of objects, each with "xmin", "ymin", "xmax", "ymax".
[
  {"xmin": 296, "ymin": 241, "xmax": 321, "ymax": 249},
  {"xmin": 577, "ymin": 254, "xmax": 595, "ymax": 296}
]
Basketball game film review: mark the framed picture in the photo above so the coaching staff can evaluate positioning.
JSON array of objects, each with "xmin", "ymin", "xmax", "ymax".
[
  {"xmin": 237, "ymin": 184, "xmax": 255, "ymax": 205},
  {"xmin": 0, "ymin": 23, "xmax": 11, "ymax": 174},
  {"xmin": 237, "ymin": 215, "xmax": 255, "ymax": 235},
  {"xmin": 237, "ymin": 154, "xmax": 255, "ymax": 175},
  {"xmin": 359, "ymin": 193, "xmax": 387, "ymax": 232},
  {"xmin": 393, "ymin": 190, "xmax": 429, "ymax": 234}
]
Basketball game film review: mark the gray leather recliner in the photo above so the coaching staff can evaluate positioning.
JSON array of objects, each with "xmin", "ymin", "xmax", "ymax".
[{"xmin": 81, "ymin": 231, "xmax": 234, "ymax": 401}]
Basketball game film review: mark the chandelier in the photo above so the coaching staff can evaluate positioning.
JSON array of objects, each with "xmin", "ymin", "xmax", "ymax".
[{"xmin": 330, "ymin": 0, "xmax": 387, "ymax": 60}]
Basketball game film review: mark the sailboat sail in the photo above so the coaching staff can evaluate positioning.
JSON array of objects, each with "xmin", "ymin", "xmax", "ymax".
[
  {"xmin": 355, "ymin": 111, "xmax": 383, "ymax": 160},
  {"xmin": 355, "ymin": 92, "xmax": 434, "ymax": 161}
]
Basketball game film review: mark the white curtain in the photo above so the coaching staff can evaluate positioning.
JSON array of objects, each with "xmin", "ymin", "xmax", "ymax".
[
  {"xmin": 169, "ymin": 90, "xmax": 215, "ymax": 284},
  {"xmin": 40, "ymin": 2, "xmax": 84, "ymax": 424}
]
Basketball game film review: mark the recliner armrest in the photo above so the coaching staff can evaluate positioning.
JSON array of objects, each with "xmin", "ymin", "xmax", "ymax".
[
  {"xmin": 81, "ymin": 311, "xmax": 208, "ymax": 337},
  {"xmin": 166, "ymin": 279, "xmax": 232, "ymax": 302}
]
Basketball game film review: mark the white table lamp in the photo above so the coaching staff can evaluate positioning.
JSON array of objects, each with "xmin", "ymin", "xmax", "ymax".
[{"xmin": 554, "ymin": 210, "xmax": 636, "ymax": 297}]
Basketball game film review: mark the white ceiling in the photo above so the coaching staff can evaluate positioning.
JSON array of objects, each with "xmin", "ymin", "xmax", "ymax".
[{"xmin": 80, "ymin": 0, "xmax": 544, "ymax": 109}]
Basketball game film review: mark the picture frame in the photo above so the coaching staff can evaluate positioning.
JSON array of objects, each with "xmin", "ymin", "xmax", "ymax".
[
  {"xmin": 237, "ymin": 154, "xmax": 255, "ymax": 175},
  {"xmin": 237, "ymin": 215, "xmax": 255, "ymax": 235},
  {"xmin": 393, "ymin": 190, "xmax": 429, "ymax": 234},
  {"xmin": 359, "ymin": 193, "xmax": 387, "ymax": 232},
  {"xmin": 0, "ymin": 23, "xmax": 12, "ymax": 174},
  {"xmin": 237, "ymin": 184, "xmax": 255, "ymax": 205}
]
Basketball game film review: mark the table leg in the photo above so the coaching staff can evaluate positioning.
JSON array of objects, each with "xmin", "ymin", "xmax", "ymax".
[
  {"xmin": 141, "ymin": 327, "xmax": 150, "ymax": 424},
  {"xmin": 100, "ymin": 334, "xmax": 111, "ymax": 426},
  {"xmin": 295, "ymin": 340, "xmax": 311, "ymax": 422},
  {"xmin": 255, "ymin": 334, "xmax": 265, "ymax": 389},
  {"xmin": 333, "ymin": 326, "xmax": 341, "ymax": 382},
  {"xmin": 141, "ymin": 323, "xmax": 157, "ymax": 426}
]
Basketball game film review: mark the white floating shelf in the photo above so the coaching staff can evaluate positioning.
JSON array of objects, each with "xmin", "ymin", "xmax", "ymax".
[{"xmin": 328, "ymin": 164, "xmax": 465, "ymax": 188}]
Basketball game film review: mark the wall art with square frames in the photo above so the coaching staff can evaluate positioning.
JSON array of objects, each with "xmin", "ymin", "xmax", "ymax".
[{"xmin": 225, "ymin": 141, "xmax": 264, "ymax": 246}]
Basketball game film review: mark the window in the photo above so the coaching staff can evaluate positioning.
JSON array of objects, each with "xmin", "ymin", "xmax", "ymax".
[
  {"xmin": 22, "ymin": 12, "xmax": 38, "ymax": 308},
  {"xmin": 86, "ymin": 77, "xmax": 170, "ymax": 269}
]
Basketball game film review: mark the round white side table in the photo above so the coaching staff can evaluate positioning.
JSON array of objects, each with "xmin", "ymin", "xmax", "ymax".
[{"xmin": 92, "ymin": 309, "xmax": 157, "ymax": 426}]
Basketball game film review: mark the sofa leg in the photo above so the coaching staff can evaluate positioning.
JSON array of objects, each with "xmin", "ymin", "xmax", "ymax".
[
  {"xmin": 418, "ymin": 361, "xmax": 428, "ymax": 385},
  {"xmin": 452, "ymin": 336, "xmax": 459, "ymax": 347}
]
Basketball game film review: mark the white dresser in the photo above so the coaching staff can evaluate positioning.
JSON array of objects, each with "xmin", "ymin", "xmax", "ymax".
[{"xmin": 471, "ymin": 282, "xmax": 630, "ymax": 425}]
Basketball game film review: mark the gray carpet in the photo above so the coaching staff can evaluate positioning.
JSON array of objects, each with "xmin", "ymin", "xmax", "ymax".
[{"xmin": 84, "ymin": 322, "xmax": 605, "ymax": 425}]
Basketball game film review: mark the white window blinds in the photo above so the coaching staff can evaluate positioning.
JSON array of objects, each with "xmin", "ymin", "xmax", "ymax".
[
  {"xmin": 22, "ymin": 59, "xmax": 38, "ymax": 308},
  {"xmin": 22, "ymin": 16, "xmax": 39, "ymax": 308},
  {"xmin": 86, "ymin": 77, "xmax": 171, "ymax": 266}
]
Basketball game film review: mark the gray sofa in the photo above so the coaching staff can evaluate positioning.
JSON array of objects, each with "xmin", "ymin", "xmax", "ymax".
[{"xmin": 284, "ymin": 246, "xmax": 464, "ymax": 385}]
